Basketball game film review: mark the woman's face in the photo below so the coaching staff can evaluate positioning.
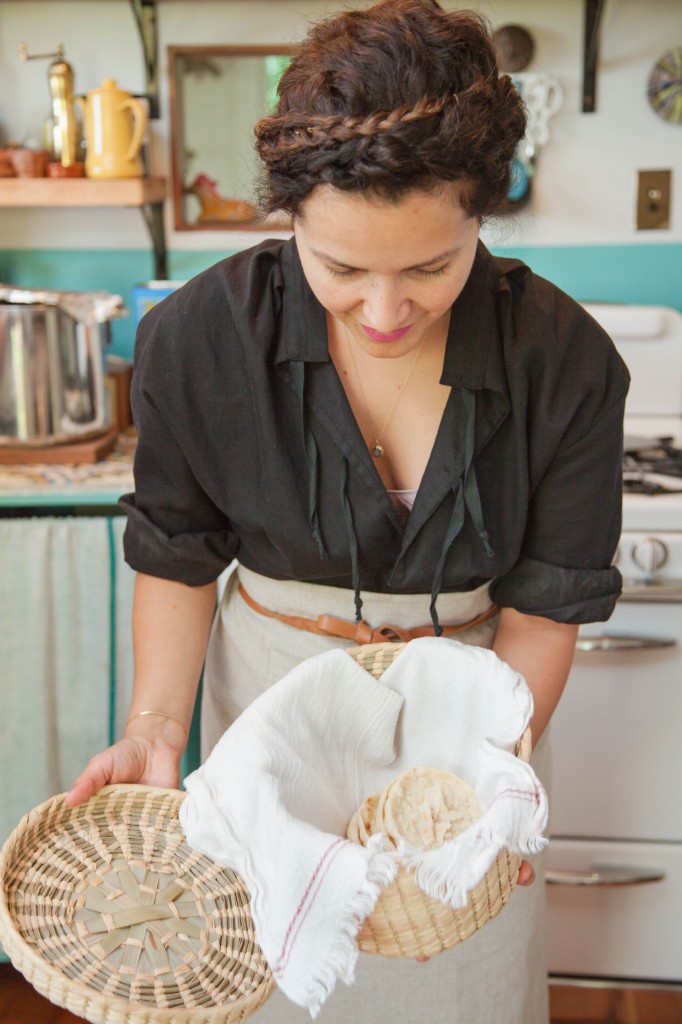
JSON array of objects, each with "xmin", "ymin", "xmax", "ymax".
[{"xmin": 294, "ymin": 183, "xmax": 480, "ymax": 359}]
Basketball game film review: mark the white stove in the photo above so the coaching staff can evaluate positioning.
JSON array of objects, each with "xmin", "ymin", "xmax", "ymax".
[
  {"xmin": 620, "ymin": 492, "xmax": 682, "ymax": 532},
  {"xmin": 583, "ymin": 301, "xmax": 682, "ymax": 568},
  {"xmin": 546, "ymin": 302, "xmax": 682, "ymax": 1008},
  {"xmin": 622, "ymin": 431, "xmax": 682, "ymax": 535}
]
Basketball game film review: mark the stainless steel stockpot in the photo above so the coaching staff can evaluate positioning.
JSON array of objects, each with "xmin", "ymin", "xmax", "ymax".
[{"xmin": 0, "ymin": 292, "xmax": 124, "ymax": 445}]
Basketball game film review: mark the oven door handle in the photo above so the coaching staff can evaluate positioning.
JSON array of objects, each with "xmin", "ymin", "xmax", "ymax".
[
  {"xmin": 575, "ymin": 634, "xmax": 677, "ymax": 652},
  {"xmin": 621, "ymin": 582, "xmax": 682, "ymax": 601},
  {"xmin": 545, "ymin": 864, "xmax": 666, "ymax": 886}
]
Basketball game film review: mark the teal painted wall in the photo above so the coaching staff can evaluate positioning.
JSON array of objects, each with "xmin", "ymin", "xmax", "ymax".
[{"xmin": 2, "ymin": 244, "xmax": 680, "ymax": 360}]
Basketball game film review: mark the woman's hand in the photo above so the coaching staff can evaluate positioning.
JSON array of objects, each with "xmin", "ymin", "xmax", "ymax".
[{"xmin": 65, "ymin": 734, "xmax": 184, "ymax": 808}]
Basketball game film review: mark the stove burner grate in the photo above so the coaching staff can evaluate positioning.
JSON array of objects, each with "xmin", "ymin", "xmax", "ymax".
[
  {"xmin": 623, "ymin": 436, "xmax": 682, "ymax": 494},
  {"xmin": 623, "ymin": 476, "xmax": 681, "ymax": 495}
]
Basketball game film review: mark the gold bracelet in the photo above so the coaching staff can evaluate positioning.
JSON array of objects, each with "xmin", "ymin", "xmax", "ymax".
[{"xmin": 126, "ymin": 710, "xmax": 189, "ymax": 739}]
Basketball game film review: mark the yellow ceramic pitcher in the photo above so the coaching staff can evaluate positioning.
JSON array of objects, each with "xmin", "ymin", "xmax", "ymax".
[{"xmin": 76, "ymin": 79, "xmax": 147, "ymax": 178}]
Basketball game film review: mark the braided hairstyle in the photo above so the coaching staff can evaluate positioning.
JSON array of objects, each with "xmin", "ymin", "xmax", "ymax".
[{"xmin": 254, "ymin": 0, "xmax": 527, "ymax": 219}]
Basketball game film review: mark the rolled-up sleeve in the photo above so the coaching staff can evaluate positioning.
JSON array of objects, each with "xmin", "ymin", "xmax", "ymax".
[
  {"xmin": 121, "ymin": 494, "xmax": 237, "ymax": 585},
  {"xmin": 120, "ymin": 358, "xmax": 239, "ymax": 586},
  {"xmin": 490, "ymin": 557, "xmax": 622, "ymax": 623},
  {"xmin": 491, "ymin": 360, "xmax": 629, "ymax": 624}
]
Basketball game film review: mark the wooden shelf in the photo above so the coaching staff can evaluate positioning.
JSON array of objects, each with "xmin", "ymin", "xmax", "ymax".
[
  {"xmin": 0, "ymin": 176, "xmax": 166, "ymax": 208},
  {"xmin": 4, "ymin": 3, "xmax": 169, "ymax": 274}
]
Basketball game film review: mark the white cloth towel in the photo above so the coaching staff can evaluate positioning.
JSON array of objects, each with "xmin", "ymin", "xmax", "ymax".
[{"xmin": 179, "ymin": 637, "xmax": 548, "ymax": 1017}]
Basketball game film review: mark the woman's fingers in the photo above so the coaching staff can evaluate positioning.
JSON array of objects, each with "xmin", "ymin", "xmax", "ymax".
[
  {"xmin": 65, "ymin": 740, "xmax": 147, "ymax": 807},
  {"xmin": 65, "ymin": 738, "xmax": 182, "ymax": 808},
  {"xmin": 65, "ymin": 774, "xmax": 102, "ymax": 808},
  {"xmin": 65, "ymin": 750, "xmax": 119, "ymax": 807},
  {"xmin": 518, "ymin": 860, "xmax": 532, "ymax": 884}
]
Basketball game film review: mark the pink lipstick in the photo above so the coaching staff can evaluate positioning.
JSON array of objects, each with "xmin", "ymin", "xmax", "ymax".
[{"xmin": 361, "ymin": 324, "xmax": 412, "ymax": 343}]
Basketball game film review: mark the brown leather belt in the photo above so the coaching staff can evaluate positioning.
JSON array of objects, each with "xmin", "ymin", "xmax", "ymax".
[{"xmin": 238, "ymin": 583, "xmax": 499, "ymax": 645}]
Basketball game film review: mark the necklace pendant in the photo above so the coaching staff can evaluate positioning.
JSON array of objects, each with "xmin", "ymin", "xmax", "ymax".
[{"xmin": 372, "ymin": 442, "xmax": 384, "ymax": 458}]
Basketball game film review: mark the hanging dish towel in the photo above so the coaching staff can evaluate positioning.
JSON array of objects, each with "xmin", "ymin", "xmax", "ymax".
[{"xmin": 179, "ymin": 637, "xmax": 548, "ymax": 1017}]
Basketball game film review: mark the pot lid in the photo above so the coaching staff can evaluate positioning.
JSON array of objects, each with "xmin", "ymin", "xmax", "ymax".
[{"xmin": 0, "ymin": 284, "xmax": 127, "ymax": 323}]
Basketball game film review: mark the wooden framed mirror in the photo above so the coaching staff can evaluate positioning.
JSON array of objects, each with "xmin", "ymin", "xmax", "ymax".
[{"xmin": 168, "ymin": 45, "xmax": 295, "ymax": 231}]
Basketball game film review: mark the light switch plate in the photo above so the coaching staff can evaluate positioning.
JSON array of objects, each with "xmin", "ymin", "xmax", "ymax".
[{"xmin": 636, "ymin": 169, "xmax": 672, "ymax": 230}]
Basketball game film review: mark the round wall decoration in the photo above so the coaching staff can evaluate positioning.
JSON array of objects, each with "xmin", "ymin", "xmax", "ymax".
[{"xmin": 647, "ymin": 46, "xmax": 682, "ymax": 124}]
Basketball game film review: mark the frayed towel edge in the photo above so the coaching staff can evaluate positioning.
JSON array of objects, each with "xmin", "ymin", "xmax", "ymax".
[{"xmin": 297, "ymin": 849, "xmax": 399, "ymax": 1018}]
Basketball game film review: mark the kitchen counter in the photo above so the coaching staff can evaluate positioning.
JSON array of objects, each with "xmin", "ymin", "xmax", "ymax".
[{"xmin": 0, "ymin": 434, "xmax": 134, "ymax": 510}]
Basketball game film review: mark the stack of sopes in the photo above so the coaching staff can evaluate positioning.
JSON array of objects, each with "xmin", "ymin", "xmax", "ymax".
[
  {"xmin": 348, "ymin": 765, "xmax": 482, "ymax": 851},
  {"xmin": 345, "ymin": 643, "xmax": 529, "ymax": 960}
]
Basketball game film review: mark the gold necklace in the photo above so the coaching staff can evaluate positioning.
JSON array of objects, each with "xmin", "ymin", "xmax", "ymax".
[{"xmin": 345, "ymin": 332, "xmax": 425, "ymax": 458}]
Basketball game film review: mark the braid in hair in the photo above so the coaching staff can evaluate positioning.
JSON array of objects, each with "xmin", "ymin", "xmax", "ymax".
[{"xmin": 257, "ymin": 97, "xmax": 448, "ymax": 153}]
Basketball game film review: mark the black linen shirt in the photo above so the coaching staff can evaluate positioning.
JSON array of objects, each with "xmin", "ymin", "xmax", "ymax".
[{"xmin": 121, "ymin": 238, "xmax": 630, "ymax": 625}]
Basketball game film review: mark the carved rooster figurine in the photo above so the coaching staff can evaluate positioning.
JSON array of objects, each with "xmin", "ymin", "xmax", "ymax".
[{"xmin": 185, "ymin": 174, "xmax": 260, "ymax": 224}]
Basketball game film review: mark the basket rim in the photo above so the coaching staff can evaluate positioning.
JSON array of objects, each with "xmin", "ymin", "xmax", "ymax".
[{"xmin": 0, "ymin": 784, "xmax": 275, "ymax": 1024}]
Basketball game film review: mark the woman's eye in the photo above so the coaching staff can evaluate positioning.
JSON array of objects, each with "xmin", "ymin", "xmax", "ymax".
[
  {"xmin": 325, "ymin": 263, "xmax": 451, "ymax": 280},
  {"xmin": 415, "ymin": 263, "xmax": 450, "ymax": 279},
  {"xmin": 327, "ymin": 267, "xmax": 357, "ymax": 279}
]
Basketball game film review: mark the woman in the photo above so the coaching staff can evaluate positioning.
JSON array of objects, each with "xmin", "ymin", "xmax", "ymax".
[{"xmin": 68, "ymin": 1, "xmax": 629, "ymax": 1020}]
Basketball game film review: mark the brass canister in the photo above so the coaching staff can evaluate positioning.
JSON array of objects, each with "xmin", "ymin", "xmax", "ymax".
[{"xmin": 47, "ymin": 55, "xmax": 80, "ymax": 166}]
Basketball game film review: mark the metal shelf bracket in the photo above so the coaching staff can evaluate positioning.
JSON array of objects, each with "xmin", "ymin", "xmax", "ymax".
[
  {"xmin": 141, "ymin": 202, "xmax": 167, "ymax": 279},
  {"xmin": 128, "ymin": 0, "xmax": 165, "ymax": 275},
  {"xmin": 583, "ymin": 0, "xmax": 607, "ymax": 112},
  {"xmin": 129, "ymin": 0, "xmax": 159, "ymax": 119}
]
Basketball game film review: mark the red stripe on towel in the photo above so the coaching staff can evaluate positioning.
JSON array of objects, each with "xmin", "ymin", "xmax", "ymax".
[{"xmin": 274, "ymin": 837, "xmax": 347, "ymax": 974}]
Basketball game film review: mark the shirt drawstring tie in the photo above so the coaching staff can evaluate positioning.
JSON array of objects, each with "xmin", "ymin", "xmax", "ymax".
[
  {"xmin": 340, "ymin": 455, "xmax": 364, "ymax": 622},
  {"xmin": 290, "ymin": 361, "xmax": 327, "ymax": 561},
  {"xmin": 429, "ymin": 389, "xmax": 494, "ymax": 635}
]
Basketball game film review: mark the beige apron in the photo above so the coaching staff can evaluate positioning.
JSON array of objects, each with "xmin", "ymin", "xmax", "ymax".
[{"xmin": 201, "ymin": 564, "xmax": 550, "ymax": 1024}]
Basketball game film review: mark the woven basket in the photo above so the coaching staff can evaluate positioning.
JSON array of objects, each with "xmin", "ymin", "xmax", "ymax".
[
  {"xmin": 348, "ymin": 641, "xmax": 532, "ymax": 959},
  {"xmin": 0, "ymin": 785, "xmax": 274, "ymax": 1024}
]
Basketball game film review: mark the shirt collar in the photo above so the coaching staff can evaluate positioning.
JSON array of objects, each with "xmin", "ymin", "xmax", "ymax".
[
  {"xmin": 276, "ymin": 236, "xmax": 330, "ymax": 364},
  {"xmin": 440, "ymin": 241, "xmax": 526, "ymax": 391}
]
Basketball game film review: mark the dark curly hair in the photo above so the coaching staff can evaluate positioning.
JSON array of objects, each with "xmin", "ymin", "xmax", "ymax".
[{"xmin": 254, "ymin": 0, "xmax": 526, "ymax": 219}]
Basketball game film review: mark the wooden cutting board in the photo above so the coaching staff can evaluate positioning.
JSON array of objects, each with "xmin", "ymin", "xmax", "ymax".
[{"xmin": 0, "ymin": 427, "xmax": 119, "ymax": 465}]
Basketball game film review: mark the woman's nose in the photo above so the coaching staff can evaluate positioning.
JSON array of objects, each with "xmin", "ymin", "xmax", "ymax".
[{"xmin": 362, "ymin": 277, "xmax": 410, "ymax": 330}]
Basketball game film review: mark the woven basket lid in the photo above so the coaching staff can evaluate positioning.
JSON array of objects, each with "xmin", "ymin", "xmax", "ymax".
[{"xmin": 0, "ymin": 785, "xmax": 274, "ymax": 1024}]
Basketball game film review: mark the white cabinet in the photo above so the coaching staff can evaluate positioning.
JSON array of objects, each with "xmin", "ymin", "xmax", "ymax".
[
  {"xmin": 547, "ymin": 838, "xmax": 682, "ymax": 981},
  {"xmin": 547, "ymin": 590, "xmax": 682, "ymax": 987}
]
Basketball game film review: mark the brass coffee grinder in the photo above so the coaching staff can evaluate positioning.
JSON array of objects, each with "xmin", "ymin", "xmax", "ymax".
[{"xmin": 18, "ymin": 42, "xmax": 83, "ymax": 174}]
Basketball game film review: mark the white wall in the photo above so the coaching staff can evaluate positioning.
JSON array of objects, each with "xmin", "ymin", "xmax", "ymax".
[{"xmin": 1, "ymin": 0, "xmax": 680, "ymax": 251}]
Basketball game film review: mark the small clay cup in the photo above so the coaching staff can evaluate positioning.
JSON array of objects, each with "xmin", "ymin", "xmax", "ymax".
[{"xmin": 10, "ymin": 148, "xmax": 51, "ymax": 177}]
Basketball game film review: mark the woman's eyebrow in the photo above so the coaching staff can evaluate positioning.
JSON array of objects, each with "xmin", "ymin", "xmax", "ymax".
[{"xmin": 311, "ymin": 247, "xmax": 461, "ymax": 271}]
